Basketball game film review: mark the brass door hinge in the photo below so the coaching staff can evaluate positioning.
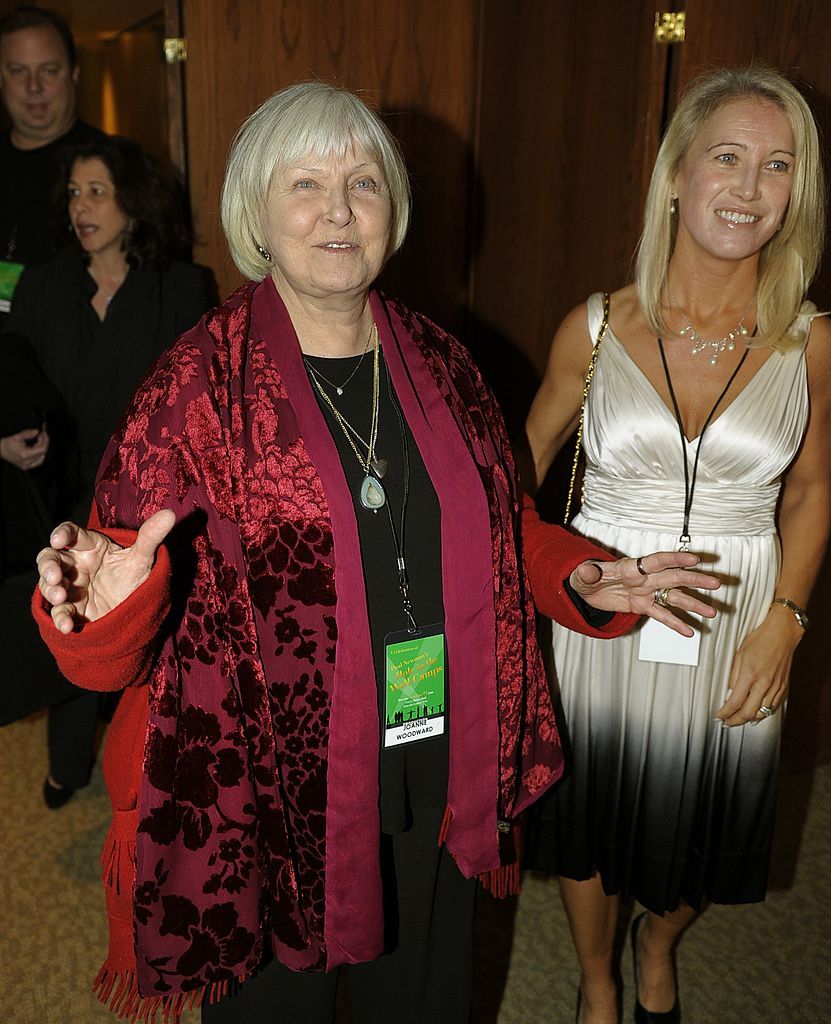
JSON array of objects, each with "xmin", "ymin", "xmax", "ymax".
[
  {"xmin": 654, "ymin": 12, "xmax": 686, "ymax": 44},
  {"xmin": 163, "ymin": 37, "xmax": 187, "ymax": 63}
]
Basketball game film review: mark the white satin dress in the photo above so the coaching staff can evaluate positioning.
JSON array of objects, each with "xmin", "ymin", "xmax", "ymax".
[{"xmin": 539, "ymin": 292, "xmax": 810, "ymax": 912}]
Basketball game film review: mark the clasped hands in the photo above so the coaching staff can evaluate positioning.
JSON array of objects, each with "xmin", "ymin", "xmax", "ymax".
[{"xmin": 0, "ymin": 425, "xmax": 49, "ymax": 471}]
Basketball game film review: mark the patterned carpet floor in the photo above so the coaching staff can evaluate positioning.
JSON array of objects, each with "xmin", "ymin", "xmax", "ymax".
[{"xmin": 2, "ymin": 711, "xmax": 829, "ymax": 1023}]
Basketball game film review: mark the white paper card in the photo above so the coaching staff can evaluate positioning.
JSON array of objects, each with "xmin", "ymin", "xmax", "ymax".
[{"xmin": 637, "ymin": 616, "xmax": 701, "ymax": 666}]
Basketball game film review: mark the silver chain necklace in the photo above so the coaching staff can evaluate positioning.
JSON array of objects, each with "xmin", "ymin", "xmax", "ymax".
[
  {"xmin": 305, "ymin": 325, "xmax": 387, "ymax": 510},
  {"xmin": 303, "ymin": 322, "xmax": 373, "ymax": 395}
]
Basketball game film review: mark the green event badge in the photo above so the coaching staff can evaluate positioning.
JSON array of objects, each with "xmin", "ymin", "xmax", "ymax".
[
  {"xmin": 0, "ymin": 260, "xmax": 24, "ymax": 313},
  {"xmin": 384, "ymin": 623, "xmax": 445, "ymax": 748}
]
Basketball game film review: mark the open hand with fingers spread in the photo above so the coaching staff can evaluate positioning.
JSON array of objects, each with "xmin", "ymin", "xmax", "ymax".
[
  {"xmin": 569, "ymin": 550, "xmax": 720, "ymax": 637},
  {"xmin": 36, "ymin": 510, "xmax": 176, "ymax": 633}
]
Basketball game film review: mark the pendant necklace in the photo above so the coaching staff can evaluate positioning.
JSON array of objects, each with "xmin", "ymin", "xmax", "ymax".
[
  {"xmin": 306, "ymin": 324, "xmax": 387, "ymax": 510},
  {"xmin": 673, "ymin": 293, "xmax": 755, "ymax": 366},
  {"xmin": 302, "ymin": 321, "xmax": 373, "ymax": 394}
]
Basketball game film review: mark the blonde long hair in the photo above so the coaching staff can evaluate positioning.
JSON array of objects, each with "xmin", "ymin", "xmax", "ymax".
[{"xmin": 635, "ymin": 66, "xmax": 826, "ymax": 349}]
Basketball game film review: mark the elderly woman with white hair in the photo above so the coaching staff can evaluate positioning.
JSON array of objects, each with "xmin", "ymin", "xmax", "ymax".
[
  {"xmin": 525, "ymin": 66, "xmax": 831, "ymax": 1024},
  {"xmin": 33, "ymin": 83, "xmax": 717, "ymax": 1023}
]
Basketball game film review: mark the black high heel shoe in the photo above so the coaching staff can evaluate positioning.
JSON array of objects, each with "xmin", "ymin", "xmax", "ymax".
[{"xmin": 630, "ymin": 912, "xmax": 680, "ymax": 1024}]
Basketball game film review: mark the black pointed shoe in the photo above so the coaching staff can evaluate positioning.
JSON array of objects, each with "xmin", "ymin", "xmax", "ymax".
[
  {"xmin": 630, "ymin": 912, "xmax": 680, "ymax": 1024},
  {"xmin": 43, "ymin": 776, "xmax": 75, "ymax": 810}
]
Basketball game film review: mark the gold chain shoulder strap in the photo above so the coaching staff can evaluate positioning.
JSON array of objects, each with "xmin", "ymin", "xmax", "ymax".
[{"xmin": 563, "ymin": 292, "xmax": 610, "ymax": 524}]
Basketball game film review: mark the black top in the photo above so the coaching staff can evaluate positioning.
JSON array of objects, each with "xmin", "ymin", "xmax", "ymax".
[
  {"xmin": 0, "ymin": 120, "xmax": 104, "ymax": 272},
  {"xmin": 305, "ymin": 347, "xmax": 449, "ymax": 833}
]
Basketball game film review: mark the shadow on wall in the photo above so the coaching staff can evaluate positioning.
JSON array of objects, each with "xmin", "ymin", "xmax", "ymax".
[{"xmin": 378, "ymin": 107, "xmax": 543, "ymax": 447}]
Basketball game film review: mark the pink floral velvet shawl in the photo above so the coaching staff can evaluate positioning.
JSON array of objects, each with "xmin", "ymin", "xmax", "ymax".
[{"xmin": 93, "ymin": 278, "xmax": 562, "ymax": 1007}]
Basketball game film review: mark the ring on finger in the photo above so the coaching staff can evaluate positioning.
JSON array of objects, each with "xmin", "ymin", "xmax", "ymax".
[
  {"xmin": 636, "ymin": 556, "xmax": 648, "ymax": 576},
  {"xmin": 758, "ymin": 704, "xmax": 776, "ymax": 718},
  {"xmin": 653, "ymin": 587, "xmax": 672, "ymax": 608}
]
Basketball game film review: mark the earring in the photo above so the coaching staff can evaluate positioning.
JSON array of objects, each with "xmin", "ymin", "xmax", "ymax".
[
  {"xmin": 670, "ymin": 196, "xmax": 677, "ymax": 215},
  {"xmin": 255, "ymin": 243, "xmax": 272, "ymax": 262}
]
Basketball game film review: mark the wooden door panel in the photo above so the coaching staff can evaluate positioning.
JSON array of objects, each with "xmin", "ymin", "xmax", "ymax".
[
  {"xmin": 470, "ymin": 0, "xmax": 667, "ymax": 387},
  {"xmin": 677, "ymin": 0, "xmax": 831, "ymax": 88},
  {"xmin": 182, "ymin": 0, "xmax": 479, "ymax": 330}
]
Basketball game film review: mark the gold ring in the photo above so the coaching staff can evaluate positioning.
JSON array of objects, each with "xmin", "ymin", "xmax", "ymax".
[{"xmin": 653, "ymin": 588, "xmax": 672, "ymax": 607}]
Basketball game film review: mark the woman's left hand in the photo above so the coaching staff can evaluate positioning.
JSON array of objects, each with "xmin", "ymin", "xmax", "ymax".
[
  {"xmin": 714, "ymin": 614, "xmax": 802, "ymax": 726},
  {"xmin": 570, "ymin": 550, "xmax": 720, "ymax": 636}
]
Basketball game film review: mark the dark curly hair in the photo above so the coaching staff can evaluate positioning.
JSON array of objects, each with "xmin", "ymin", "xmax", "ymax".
[{"xmin": 57, "ymin": 135, "xmax": 194, "ymax": 268}]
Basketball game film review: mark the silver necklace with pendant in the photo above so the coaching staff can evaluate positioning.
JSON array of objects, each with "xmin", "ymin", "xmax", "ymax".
[
  {"xmin": 674, "ymin": 294, "xmax": 755, "ymax": 366},
  {"xmin": 306, "ymin": 324, "xmax": 388, "ymax": 511},
  {"xmin": 302, "ymin": 322, "xmax": 373, "ymax": 394}
]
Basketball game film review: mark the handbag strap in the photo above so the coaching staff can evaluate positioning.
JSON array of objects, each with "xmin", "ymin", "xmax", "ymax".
[{"xmin": 563, "ymin": 292, "xmax": 610, "ymax": 524}]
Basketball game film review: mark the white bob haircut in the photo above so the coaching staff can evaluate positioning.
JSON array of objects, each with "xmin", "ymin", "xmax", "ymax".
[{"xmin": 221, "ymin": 82, "xmax": 411, "ymax": 281}]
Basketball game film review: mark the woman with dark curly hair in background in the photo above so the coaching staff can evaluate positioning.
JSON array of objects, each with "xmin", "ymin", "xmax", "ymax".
[{"xmin": 0, "ymin": 133, "xmax": 213, "ymax": 805}]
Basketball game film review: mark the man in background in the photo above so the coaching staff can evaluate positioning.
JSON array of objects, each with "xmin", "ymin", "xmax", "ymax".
[
  {"xmin": 0, "ymin": 7, "xmax": 104, "ymax": 795},
  {"xmin": 0, "ymin": 5, "xmax": 102, "ymax": 314}
]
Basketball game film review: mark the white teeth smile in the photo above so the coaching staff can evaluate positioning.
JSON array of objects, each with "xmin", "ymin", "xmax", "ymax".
[
  {"xmin": 715, "ymin": 210, "xmax": 760, "ymax": 224},
  {"xmin": 324, "ymin": 242, "xmax": 352, "ymax": 249}
]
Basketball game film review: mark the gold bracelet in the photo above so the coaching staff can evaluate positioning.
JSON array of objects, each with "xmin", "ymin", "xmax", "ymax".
[{"xmin": 770, "ymin": 597, "xmax": 810, "ymax": 630}]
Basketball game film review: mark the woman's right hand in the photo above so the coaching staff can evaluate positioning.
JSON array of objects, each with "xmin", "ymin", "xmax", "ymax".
[
  {"xmin": 0, "ymin": 426, "xmax": 49, "ymax": 471},
  {"xmin": 37, "ymin": 510, "xmax": 176, "ymax": 633}
]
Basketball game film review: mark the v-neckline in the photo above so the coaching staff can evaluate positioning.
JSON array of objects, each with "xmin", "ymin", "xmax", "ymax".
[{"xmin": 602, "ymin": 328, "xmax": 780, "ymax": 444}]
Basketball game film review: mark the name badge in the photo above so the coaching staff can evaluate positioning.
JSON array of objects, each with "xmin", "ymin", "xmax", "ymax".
[
  {"xmin": 637, "ymin": 615, "xmax": 701, "ymax": 667},
  {"xmin": 0, "ymin": 260, "xmax": 24, "ymax": 313},
  {"xmin": 384, "ymin": 623, "xmax": 445, "ymax": 747}
]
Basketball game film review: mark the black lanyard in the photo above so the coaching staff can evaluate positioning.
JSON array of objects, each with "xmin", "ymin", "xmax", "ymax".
[
  {"xmin": 657, "ymin": 338, "xmax": 750, "ymax": 550},
  {"xmin": 380, "ymin": 355, "xmax": 418, "ymax": 632}
]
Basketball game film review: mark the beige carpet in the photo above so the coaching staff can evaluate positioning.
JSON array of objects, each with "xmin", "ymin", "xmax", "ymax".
[{"xmin": 2, "ymin": 711, "xmax": 829, "ymax": 1023}]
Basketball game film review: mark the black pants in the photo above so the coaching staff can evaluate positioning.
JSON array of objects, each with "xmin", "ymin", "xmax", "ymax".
[
  {"xmin": 202, "ymin": 806, "xmax": 477, "ymax": 1024},
  {"xmin": 47, "ymin": 690, "xmax": 101, "ymax": 788}
]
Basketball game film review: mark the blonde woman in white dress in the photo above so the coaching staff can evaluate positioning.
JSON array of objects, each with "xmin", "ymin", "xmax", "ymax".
[{"xmin": 524, "ymin": 66, "xmax": 831, "ymax": 1024}]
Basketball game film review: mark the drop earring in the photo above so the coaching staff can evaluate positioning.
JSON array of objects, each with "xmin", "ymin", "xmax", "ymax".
[
  {"xmin": 255, "ymin": 243, "xmax": 272, "ymax": 262},
  {"xmin": 670, "ymin": 196, "xmax": 677, "ymax": 215}
]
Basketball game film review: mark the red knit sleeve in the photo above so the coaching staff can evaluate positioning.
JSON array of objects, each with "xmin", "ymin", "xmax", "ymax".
[
  {"xmin": 31, "ymin": 527, "xmax": 172, "ymax": 691},
  {"xmin": 521, "ymin": 494, "xmax": 638, "ymax": 639}
]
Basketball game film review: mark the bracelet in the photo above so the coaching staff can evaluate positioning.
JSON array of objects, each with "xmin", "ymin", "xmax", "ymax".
[{"xmin": 770, "ymin": 597, "xmax": 810, "ymax": 630}]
